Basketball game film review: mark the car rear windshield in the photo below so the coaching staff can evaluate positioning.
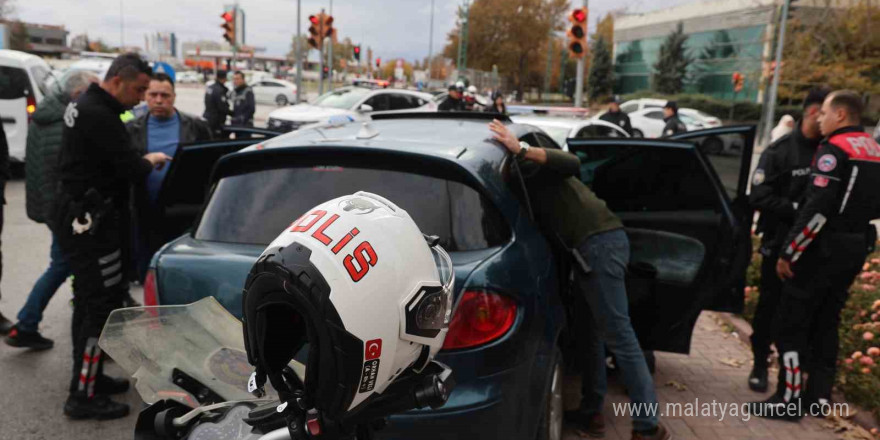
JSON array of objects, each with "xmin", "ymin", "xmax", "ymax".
[
  {"xmin": 312, "ymin": 88, "xmax": 370, "ymax": 109},
  {"xmin": 195, "ymin": 166, "xmax": 511, "ymax": 251},
  {"xmin": 0, "ymin": 66, "xmax": 33, "ymax": 100}
]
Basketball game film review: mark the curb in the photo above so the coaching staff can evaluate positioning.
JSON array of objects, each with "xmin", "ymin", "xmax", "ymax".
[{"xmin": 712, "ymin": 311, "xmax": 880, "ymax": 435}]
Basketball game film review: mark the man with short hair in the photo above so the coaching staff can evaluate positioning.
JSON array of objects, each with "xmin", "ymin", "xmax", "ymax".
[
  {"xmin": 56, "ymin": 53, "xmax": 171, "ymax": 420},
  {"xmin": 599, "ymin": 95, "xmax": 634, "ymax": 136},
  {"xmin": 231, "ymin": 71, "xmax": 256, "ymax": 138},
  {"xmin": 660, "ymin": 101, "xmax": 686, "ymax": 137},
  {"xmin": 753, "ymin": 90, "xmax": 880, "ymax": 419},
  {"xmin": 127, "ymin": 73, "xmax": 211, "ymax": 281},
  {"xmin": 203, "ymin": 70, "xmax": 230, "ymax": 136},
  {"xmin": 746, "ymin": 87, "xmax": 830, "ymax": 392},
  {"xmin": 438, "ymin": 83, "xmax": 466, "ymax": 111},
  {"xmin": 4, "ymin": 71, "xmax": 100, "ymax": 350}
]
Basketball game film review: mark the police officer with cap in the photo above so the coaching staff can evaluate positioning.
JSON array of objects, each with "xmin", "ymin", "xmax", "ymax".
[
  {"xmin": 753, "ymin": 90, "xmax": 880, "ymax": 419},
  {"xmin": 599, "ymin": 95, "xmax": 633, "ymax": 136},
  {"xmin": 203, "ymin": 69, "xmax": 230, "ymax": 136},
  {"xmin": 746, "ymin": 87, "xmax": 829, "ymax": 392},
  {"xmin": 438, "ymin": 82, "xmax": 466, "ymax": 112},
  {"xmin": 56, "ymin": 53, "xmax": 171, "ymax": 420},
  {"xmin": 661, "ymin": 101, "xmax": 686, "ymax": 137}
]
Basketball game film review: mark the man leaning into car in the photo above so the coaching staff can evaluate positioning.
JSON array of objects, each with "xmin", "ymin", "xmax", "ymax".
[{"xmin": 489, "ymin": 120, "xmax": 669, "ymax": 440}]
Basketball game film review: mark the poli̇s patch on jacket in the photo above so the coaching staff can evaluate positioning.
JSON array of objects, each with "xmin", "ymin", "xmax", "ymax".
[
  {"xmin": 752, "ymin": 169, "xmax": 766, "ymax": 185},
  {"xmin": 817, "ymin": 154, "xmax": 837, "ymax": 172}
]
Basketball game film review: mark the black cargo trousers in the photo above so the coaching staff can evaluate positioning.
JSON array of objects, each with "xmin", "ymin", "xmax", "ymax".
[
  {"xmin": 55, "ymin": 196, "xmax": 128, "ymax": 398},
  {"xmin": 773, "ymin": 230, "xmax": 869, "ymax": 406}
]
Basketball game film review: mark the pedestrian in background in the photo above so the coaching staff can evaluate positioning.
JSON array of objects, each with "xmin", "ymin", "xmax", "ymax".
[
  {"xmin": 203, "ymin": 69, "xmax": 230, "ymax": 137},
  {"xmin": 438, "ymin": 83, "xmax": 466, "ymax": 111},
  {"xmin": 746, "ymin": 87, "xmax": 829, "ymax": 392},
  {"xmin": 660, "ymin": 101, "xmax": 686, "ymax": 137},
  {"xmin": 231, "ymin": 71, "xmax": 256, "ymax": 137},
  {"xmin": 55, "ymin": 53, "xmax": 171, "ymax": 420},
  {"xmin": 127, "ymin": 72, "xmax": 211, "ymax": 282},
  {"xmin": 0, "ymin": 113, "xmax": 11, "ymax": 335},
  {"xmin": 599, "ymin": 95, "xmax": 634, "ymax": 136},
  {"xmin": 485, "ymin": 91, "xmax": 507, "ymax": 115},
  {"xmin": 3, "ymin": 71, "xmax": 100, "ymax": 350},
  {"xmin": 770, "ymin": 114, "xmax": 795, "ymax": 143}
]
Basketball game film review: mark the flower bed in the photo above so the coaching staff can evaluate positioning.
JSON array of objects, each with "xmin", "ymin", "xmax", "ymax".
[{"xmin": 741, "ymin": 236, "xmax": 880, "ymax": 422}]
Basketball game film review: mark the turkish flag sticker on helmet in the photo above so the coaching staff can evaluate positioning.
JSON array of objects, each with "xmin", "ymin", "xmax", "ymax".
[{"xmin": 365, "ymin": 339, "xmax": 382, "ymax": 361}]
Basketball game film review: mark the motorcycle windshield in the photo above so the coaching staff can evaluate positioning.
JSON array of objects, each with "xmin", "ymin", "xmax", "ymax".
[{"xmin": 98, "ymin": 297, "xmax": 302, "ymax": 408}]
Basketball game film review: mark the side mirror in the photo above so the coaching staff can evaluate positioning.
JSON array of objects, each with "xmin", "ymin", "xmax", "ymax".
[{"xmin": 359, "ymin": 103, "xmax": 374, "ymax": 113}]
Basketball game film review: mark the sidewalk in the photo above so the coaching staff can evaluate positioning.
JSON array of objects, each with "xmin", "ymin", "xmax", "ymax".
[{"xmin": 562, "ymin": 312, "xmax": 872, "ymax": 440}]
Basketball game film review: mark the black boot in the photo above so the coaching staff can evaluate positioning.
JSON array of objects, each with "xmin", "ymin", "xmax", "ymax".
[
  {"xmin": 5, "ymin": 326, "xmax": 54, "ymax": 350},
  {"xmin": 63, "ymin": 394, "xmax": 130, "ymax": 420},
  {"xmin": 749, "ymin": 347, "xmax": 769, "ymax": 392},
  {"xmin": 0, "ymin": 312, "xmax": 13, "ymax": 335},
  {"xmin": 95, "ymin": 375, "xmax": 130, "ymax": 395}
]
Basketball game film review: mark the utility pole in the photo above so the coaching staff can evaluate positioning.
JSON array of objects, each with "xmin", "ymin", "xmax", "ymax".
[
  {"xmin": 456, "ymin": 1, "xmax": 470, "ymax": 78},
  {"xmin": 428, "ymin": 0, "xmax": 435, "ymax": 79},
  {"xmin": 295, "ymin": 0, "xmax": 303, "ymax": 103},
  {"xmin": 119, "ymin": 0, "xmax": 124, "ymax": 49},
  {"xmin": 327, "ymin": 0, "xmax": 334, "ymax": 92},
  {"xmin": 761, "ymin": 0, "xmax": 791, "ymax": 146},
  {"xmin": 318, "ymin": 8, "xmax": 325, "ymax": 95},
  {"xmin": 559, "ymin": 48, "xmax": 568, "ymax": 94},
  {"xmin": 544, "ymin": 34, "xmax": 553, "ymax": 95},
  {"xmin": 574, "ymin": 0, "xmax": 588, "ymax": 108}
]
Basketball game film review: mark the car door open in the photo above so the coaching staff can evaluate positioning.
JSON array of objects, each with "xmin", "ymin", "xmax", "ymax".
[{"xmin": 566, "ymin": 126, "xmax": 754, "ymax": 354}]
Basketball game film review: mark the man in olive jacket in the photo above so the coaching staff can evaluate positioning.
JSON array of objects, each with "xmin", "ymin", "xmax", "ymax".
[{"xmin": 4, "ymin": 72, "xmax": 98, "ymax": 350}]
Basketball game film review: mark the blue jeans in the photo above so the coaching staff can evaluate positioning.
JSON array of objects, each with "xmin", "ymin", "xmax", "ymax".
[
  {"xmin": 16, "ymin": 230, "xmax": 71, "ymax": 333},
  {"xmin": 576, "ymin": 229, "xmax": 658, "ymax": 432}
]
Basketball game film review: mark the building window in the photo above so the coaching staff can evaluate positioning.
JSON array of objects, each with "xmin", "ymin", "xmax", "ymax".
[
  {"xmin": 45, "ymin": 38, "xmax": 64, "ymax": 46},
  {"xmin": 29, "ymin": 36, "xmax": 43, "ymax": 44}
]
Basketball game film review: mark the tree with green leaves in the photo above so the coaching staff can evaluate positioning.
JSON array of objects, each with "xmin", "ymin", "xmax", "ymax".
[
  {"xmin": 587, "ymin": 35, "xmax": 614, "ymax": 102},
  {"xmin": 652, "ymin": 22, "xmax": 691, "ymax": 94}
]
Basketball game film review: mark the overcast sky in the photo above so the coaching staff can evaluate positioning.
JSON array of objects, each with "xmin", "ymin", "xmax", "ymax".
[{"xmin": 15, "ymin": 0, "xmax": 693, "ymax": 61}]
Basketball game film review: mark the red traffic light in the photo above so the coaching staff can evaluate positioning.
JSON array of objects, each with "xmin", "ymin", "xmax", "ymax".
[
  {"xmin": 376, "ymin": 57, "xmax": 381, "ymax": 68},
  {"xmin": 309, "ymin": 15, "xmax": 319, "ymax": 25},
  {"xmin": 570, "ymin": 8, "xmax": 586, "ymax": 23},
  {"xmin": 221, "ymin": 11, "xmax": 233, "ymax": 22},
  {"xmin": 354, "ymin": 47, "xmax": 360, "ymax": 54}
]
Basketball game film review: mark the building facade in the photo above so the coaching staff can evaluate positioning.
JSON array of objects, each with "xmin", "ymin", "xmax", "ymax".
[{"xmin": 0, "ymin": 20, "xmax": 69, "ymax": 57}]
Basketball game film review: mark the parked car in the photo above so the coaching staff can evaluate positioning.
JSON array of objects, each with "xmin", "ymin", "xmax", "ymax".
[
  {"xmin": 626, "ymin": 107, "xmax": 702, "ymax": 137},
  {"xmin": 176, "ymin": 71, "xmax": 203, "ymax": 84},
  {"xmin": 680, "ymin": 108, "xmax": 722, "ymax": 128},
  {"xmin": 0, "ymin": 49, "xmax": 52, "ymax": 162},
  {"xmin": 511, "ymin": 115, "xmax": 629, "ymax": 151},
  {"xmin": 267, "ymin": 86, "xmax": 435, "ymax": 132},
  {"xmin": 142, "ymin": 111, "xmax": 755, "ymax": 439},
  {"xmin": 251, "ymin": 78, "xmax": 298, "ymax": 106}
]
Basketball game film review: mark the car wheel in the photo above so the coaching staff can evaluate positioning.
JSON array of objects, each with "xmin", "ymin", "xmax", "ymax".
[
  {"xmin": 632, "ymin": 129, "xmax": 644, "ymax": 138},
  {"xmin": 702, "ymin": 136, "xmax": 724, "ymax": 155},
  {"xmin": 275, "ymin": 94, "xmax": 289, "ymax": 106},
  {"xmin": 537, "ymin": 349, "xmax": 564, "ymax": 440}
]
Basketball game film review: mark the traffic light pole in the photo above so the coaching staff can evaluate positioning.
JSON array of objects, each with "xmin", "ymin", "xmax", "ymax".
[
  {"xmin": 295, "ymin": 0, "xmax": 302, "ymax": 103},
  {"xmin": 327, "ymin": 0, "xmax": 333, "ymax": 92},
  {"xmin": 761, "ymin": 0, "xmax": 790, "ymax": 146},
  {"xmin": 318, "ymin": 8, "xmax": 325, "ymax": 96},
  {"xmin": 574, "ymin": 0, "xmax": 588, "ymax": 108}
]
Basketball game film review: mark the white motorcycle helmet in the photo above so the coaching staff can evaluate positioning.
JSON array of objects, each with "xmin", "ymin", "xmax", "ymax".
[{"xmin": 242, "ymin": 192, "xmax": 454, "ymax": 420}]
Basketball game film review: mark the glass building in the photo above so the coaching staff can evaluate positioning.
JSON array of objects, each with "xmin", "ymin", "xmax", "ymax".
[{"xmin": 613, "ymin": 0, "xmax": 784, "ymax": 103}]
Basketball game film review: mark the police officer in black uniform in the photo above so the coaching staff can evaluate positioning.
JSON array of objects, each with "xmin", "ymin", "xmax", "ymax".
[
  {"xmin": 599, "ymin": 95, "xmax": 633, "ymax": 136},
  {"xmin": 746, "ymin": 88, "xmax": 829, "ymax": 392},
  {"xmin": 56, "ymin": 54, "xmax": 171, "ymax": 420},
  {"xmin": 753, "ymin": 91, "xmax": 880, "ymax": 419},
  {"xmin": 661, "ymin": 101, "xmax": 686, "ymax": 137},
  {"xmin": 203, "ymin": 69, "xmax": 230, "ymax": 136},
  {"xmin": 438, "ymin": 83, "xmax": 466, "ymax": 112}
]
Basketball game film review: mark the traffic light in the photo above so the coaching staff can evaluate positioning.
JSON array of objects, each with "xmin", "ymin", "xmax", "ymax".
[
  {"xmin": 221, "ymin": 8, "xmax": 236, "ymax": 46},
  {"xmin": 323, "ymin": 14, "xmax": 335, "ymax": 40},
  {"xmin": 376, "ymin": 57, "xmax": 381, "ymax": 68},
  {"xmin": 308, "ymin": 14, "xmax": 322, "ymax": 50},
  {"xmin": 731, "ymin": 72, "xmax": 744, "ymax": 93},
  {"xmin": 567, "ymin": 7, "xmax": 588, "ymax": 58},
  {"xmin": 353, "ymin": 45, "xmax": 361, "ymax": 62}
]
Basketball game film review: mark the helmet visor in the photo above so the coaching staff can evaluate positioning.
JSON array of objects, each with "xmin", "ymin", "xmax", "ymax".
[{"xmin": 406, "ymin": 244, "xmax": 454, "ymax": 336}]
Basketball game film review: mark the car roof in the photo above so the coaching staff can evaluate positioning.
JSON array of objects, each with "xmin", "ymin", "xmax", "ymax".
[
  {"xmin": 0, "ymin": 49, "xmax": 42, "ymax": 66},
  {"xmin": 369, "ymin": 88, "xmax": 433, "ymax": 99}
]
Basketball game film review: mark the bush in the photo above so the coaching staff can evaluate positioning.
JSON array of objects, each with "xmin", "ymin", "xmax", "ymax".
[{"xmin": 742, "ymin": 235, "xmax": 880, "ymax": 420}]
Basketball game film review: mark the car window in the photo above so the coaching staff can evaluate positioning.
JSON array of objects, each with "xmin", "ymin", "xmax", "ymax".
[
  {"xmin": 533, "ymin": 132, "xmax": 562, "ymax": 149},
  {"xmin": 644, "ymin": 111, "xmax": 664, "ymax": 120},
  {"xmin": 571, "ymin": 144, "xmax": 719, "ymax": 212},
  {"xmin": 196, "ymin": 166, "xmax": 511, "ymax": 251},
  {"xmin": 0, "ymin": 66, "xmax": 32, "ymax": 100},
  {"xmin": 388, "ymin": 94, "xmax": 419, "ymax": 110},
  {"xmin": 363, "ymin": 94, "xmax": 390, "ymax": 111},
  {"xmin": 313, "ymin": 88, "xmax": 371, "ymax": 109},
  {"xmin": 644, "ymin": 104, "xmax": 663, "ymax": 109},
  {"xmin": 534, "ymin": 126, "xmax": 570, "ymax": 146},
  {"xmin": 620, "ymin": 103, "xmax": 637, "ymax": 114},
  {"xmin": 29, "ymin": 65, "xmax": 50, "ymax": 96},
  {"xmin": 673, "ymin": 131, "xmax": 749, "ymax": 198},
  {"xmin": 576, "ymin": 125, "xmax": 620, "ymax": 138},
  {"xmin": 264, "ymin": 81, "xmax": 283, "ymax": 87}
]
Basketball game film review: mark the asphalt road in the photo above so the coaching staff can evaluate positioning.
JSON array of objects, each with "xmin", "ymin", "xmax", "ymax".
[{"xmin": 0, "ymin": 179, "xmax": 139, "ymax": 439}]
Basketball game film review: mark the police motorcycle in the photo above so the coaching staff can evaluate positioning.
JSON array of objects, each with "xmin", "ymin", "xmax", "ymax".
[{"xmin": 99, "ymin": 192, "xmax": 457, "ymax": 440}]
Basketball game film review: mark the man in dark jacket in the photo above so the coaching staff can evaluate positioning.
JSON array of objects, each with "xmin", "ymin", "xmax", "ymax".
[
  {"xmin": 203, "ymin": 70, "xmax": 230, "ymax": 136},
  {"xmin": 438, "ymin": 83, "xmax": 466, "ymax": 111},
  {"xmin": 0, "ymin": 112, "xmax": 10, "ymax": 335},
  {"xmin": 661, "ymin": 101, "xmax": 686, "ymax": 137},
  {"xmin": 753, "ymin": 91, "xmax": 880, "ymax": 419},
  {"xmin": 745, "ymin": 87, "xmax": 829, "ymax": 392},
  {"xmin": 489, "ymin": 120, "xmax": 669, "ymax": 440},
  {"xmin": 231, "ymin": 71, "xmax": 256, "ymax": 130},
  {"xmin": 599, "ymin": 95, "xmax": 633, "ymax": 136},
  {"xmin": 4, "ymin": 72, "xmax": 100, "ymax": 350},
  {"xmin": 56, "ymin": 53, "xmax": 171, "ymax": 420},
  {"xmin": 127, "ymin": 72, "xmax": 211, "ymax": 281}
]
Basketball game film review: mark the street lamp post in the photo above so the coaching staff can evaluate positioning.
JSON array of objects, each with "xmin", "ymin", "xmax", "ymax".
[
  {"xmin": 295, "ymin": 0, "xmax": 303, "ymax": 103},
  {"xmin": 761, "ymin": 0, "xmax": 791, "ymax": 146}
]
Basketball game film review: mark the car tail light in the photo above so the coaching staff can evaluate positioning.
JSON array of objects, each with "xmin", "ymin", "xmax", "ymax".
[
  {"xmin": 442, "ymin": 290, "xmax": 516, "ymax": 350},
  {"xmin": 26, "ymin": 94, "xmax": 36, "ymax": 123},
  {"xmin": 144, "ymin": 269, "xmax": 159, "ymax": 306}
]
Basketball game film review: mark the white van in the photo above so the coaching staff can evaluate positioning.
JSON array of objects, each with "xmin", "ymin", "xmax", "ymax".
[{"xmin": 0, "ymin": 49, "xmax": 52, "ymax": 162}]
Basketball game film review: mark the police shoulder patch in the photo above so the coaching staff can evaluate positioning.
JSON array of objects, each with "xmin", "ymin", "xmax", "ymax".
[
  {"xmin": 813, "ymin": 175, "xmax": 829, "ymax": 187},
  {"xmin": 817, "ymin": 154, "xmax": 837, "ymax": 172},
  {"xmin": 752, "ymin": 169, "xmax": 766, "ymax": 186}
]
